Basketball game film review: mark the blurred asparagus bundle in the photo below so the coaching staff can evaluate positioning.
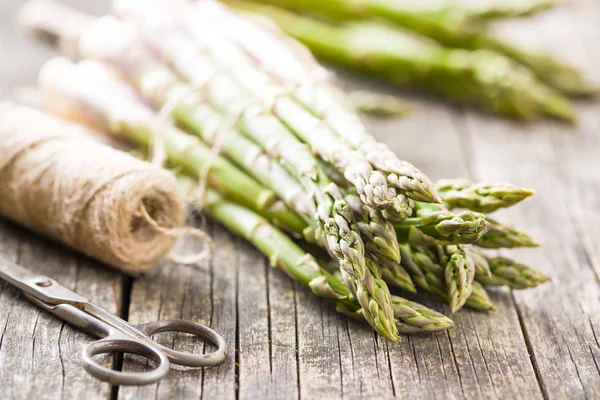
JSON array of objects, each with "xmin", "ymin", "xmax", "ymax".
[
  {"xmin": 224, "ymin": 0, "xmax": 598, "ymax": 121},
  {"xmin": 23, "ymin": 0, "xmax": 549, "ymax": 342}
]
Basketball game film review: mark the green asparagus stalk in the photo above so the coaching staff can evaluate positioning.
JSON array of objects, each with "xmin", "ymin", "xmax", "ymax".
[
  {"xmin": 388, "ymin": 296, "xmax": 453, "ymax": 333},
  {"xmin": 226, "ymin": 0, "xmax": 575, "ymax": 121},
  {"xmin": 235, "ymin": 0, "xmax": 595, "ymax": 97},
  {"xmin": 395, "ymin": 210, "xmax": 490, "ymax": 246},
  {"xmin": 178, "ymin": 177, "xmax": 454, "ymax": 336},
  {"xmin": 475, "ymin": 217, "xmax": 539, "ymax": 248},
  {"xmin": 475, "ymin": 255, "xmax": 550, "ymax": 289},
  {"xmin": 469, "ymin": 0, "xmax": 558, "ymax": 19},
  {"xmin": 399, "ymin": 244, "xmax": 496, "ymax": 311},
  {"xmin": 469, "ymin": 245, "xmax": 492, "ymax": 278},
  {"xmin": 348, "ymin": 90, "xmax": 413, "ymax": 117},
  {"xmin": 482, "ymin": 37, "xmax": 598, "ymax": 98},
  {"xmin": 437, "ymin": 245, "xmax": 475, "ymax": 313},
  {"xmin": 227, "ymin": 0, "xmax": 557, "ymax": 22},
  {"xmin": 344, "ymin": 193, "xmax": 400, "ymax": 262},
  {"xmin": 436, "ymin": 179, "xmax": 534, "ymax": 213},
  {"xmin": 376, "ymin": 257, "xmax": 416, "ymax": 293},
  {"xmin": 468, "ymin": 281, "xmax": 497, "ymax": 311},
  {"xmin": 38, "ymin": 57, "xmax": 307, "ymax": 234}
]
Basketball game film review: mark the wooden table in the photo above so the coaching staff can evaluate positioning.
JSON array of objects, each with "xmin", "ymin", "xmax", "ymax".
[{"xmin": 1, "ymin": 1, "xmax": 599, "ymax": 399}]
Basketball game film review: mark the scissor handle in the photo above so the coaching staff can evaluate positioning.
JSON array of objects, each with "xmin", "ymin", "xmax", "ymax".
[
  {"xmin": 82, "ymin": 335, "xmax": 171, "ymax": 386},
  {"xmin": 137, "ymin": 320, "xmax": 226, "ymax": 367}
]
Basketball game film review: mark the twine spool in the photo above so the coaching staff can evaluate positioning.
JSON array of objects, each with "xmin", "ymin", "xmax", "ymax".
[{"xmin": 0, "ymin": 102, "xmax": 185, "ymax": 274}]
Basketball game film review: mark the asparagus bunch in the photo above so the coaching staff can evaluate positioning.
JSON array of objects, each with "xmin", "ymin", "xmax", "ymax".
[
  {"xmin": 230, "ymin": 0, "xmax": 597, "ymax": 98},
  {"xmin": 226, "ymin": 0, "xmax": 575, "ymax": 121},
  {"xmin": 39, "ymin": 55, "xmax": 456, "ymax": 339},
  {"xmin": 81, "ymin": 15, "xmax": 408, "ymax": 340},
  {"xmin": 47, "ymin": 0, "xmax": 452, "ymax": 340},
  {"xmin": 26, "ymin": 0, "xmax": 550, "ymax": 338},
  {"xmin": 395, "ymin": 209, "xmax": 490, "ymax": 247}
]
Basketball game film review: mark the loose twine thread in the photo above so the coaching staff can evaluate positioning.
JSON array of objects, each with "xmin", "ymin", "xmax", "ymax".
[{"xmin": 0, "ymin": 102, "xmax": 192, "ymax": 275}]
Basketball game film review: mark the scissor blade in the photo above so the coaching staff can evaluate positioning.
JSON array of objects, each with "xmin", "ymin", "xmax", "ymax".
[{"xmin": 0, "ymin": 256, "xmax": 89, "ymax": 305}]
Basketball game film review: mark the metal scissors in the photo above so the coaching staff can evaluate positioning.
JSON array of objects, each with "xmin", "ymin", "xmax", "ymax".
[{"xmin": 0, "ymin": 256, "xmax": 226, "ymax": 386}]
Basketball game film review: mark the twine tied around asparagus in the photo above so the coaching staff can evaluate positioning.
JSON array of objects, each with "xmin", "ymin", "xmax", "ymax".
[{"xmin": 149, "ymin": 58, "xmax": 328, "ymax": 213}]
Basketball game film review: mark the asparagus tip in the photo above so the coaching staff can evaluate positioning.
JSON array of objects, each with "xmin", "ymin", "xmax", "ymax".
[{"xmin": 541, "ymin": 94, "xmax": 577, "ymax": 124}]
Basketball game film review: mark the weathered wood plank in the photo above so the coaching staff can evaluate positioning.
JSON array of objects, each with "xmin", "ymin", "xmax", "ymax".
[
  {"xmin": 460, "ymin": 2, "xmax": 600, "ymax": 397},
  {"xmin": 0, "ymin": 220, "xmax": 123, "ymax": 400},
  {"xmin": 118, "ymin": 221, "xmax": 223, "ymax": 400},
  {"xmin": 236, "ymin": 237, "xmax": 299, "ymax": 399},
  {"xmin": 462, "ymin": 110, "xmax": 600, "ymax": 399},
  {"xmin": 264, "ymin": 259, "xmax": 300, "ymax": 399}
]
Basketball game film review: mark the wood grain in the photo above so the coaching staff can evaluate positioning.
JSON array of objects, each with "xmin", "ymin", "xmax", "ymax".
[{"xmin": 459, "ymin": 3, "xmax": 600, "ymax": 397}]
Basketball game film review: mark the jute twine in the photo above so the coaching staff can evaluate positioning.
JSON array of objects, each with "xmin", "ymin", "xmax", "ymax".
[{"xmin": 0, "ymin": 102, "xmax": 188, "ymax": 275}]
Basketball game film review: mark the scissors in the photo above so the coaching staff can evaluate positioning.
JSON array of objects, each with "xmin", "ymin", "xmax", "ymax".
[{"xmin": 0, "ymin": 256, "xmax": 226, "ymax": 386}]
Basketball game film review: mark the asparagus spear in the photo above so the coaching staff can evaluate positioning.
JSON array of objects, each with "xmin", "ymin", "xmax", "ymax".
[
  {"xmin": 235, "ymin": 0, "xmax": 595, "ymax": 97},
  {"xmin": 475, "ymin": 217, "xmax": 539, "ymax": 249},
  {"xmin": 344, "ymin": 193, "xmax": 400, "ymax": 262},
  {"xmin": 227, "ymin": 0, "xmax": 557, "ymax": 21},
  {"xmin": 468, "ymin": 281, "xmax": 497, "ymax": 311},
  {"xmin": 377, "ymin": 257, "xmax": 416, "ymax": 293},
  {"xmin": 178, "ymin": 177, "xmax": 454, "ymax": 336},
  {"xmin": 225, "ymin": 0, "xmax": 575, "ymax": 121},
  {"xmin": 38, "ymin": 57, "xmax": 308, "ymax": 235},
  {"xmin": 437, "ymin": 245, "xmax": 475, "ymax": 313},
  {"xmin": 348, "ymin": 90, "xmax": 413, "ymax": 117},
  {"xmin": 395, "ymin": 209, "xmax": 490, "ymax": 246},
  {"xmin": 399, "ymin": 244, "xmax": 496, "ymax": 311},
  {"xmin": 469, "ymin": 0, "xmax": 558, "ymax": 19},
  {"xmin": 469, "ymin": 245, "xmax": 492, "ymax": 278},
  {"xmin": 483, "ymin": 37, "xmax": 598, "ymax": 98},
  {"xmin": 475, "ymin": 255, "xmax": 551, "ymax": 289},
  {"xmin": 436, "ymin": 179, "xmax": 534, "ymax": 213}
]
